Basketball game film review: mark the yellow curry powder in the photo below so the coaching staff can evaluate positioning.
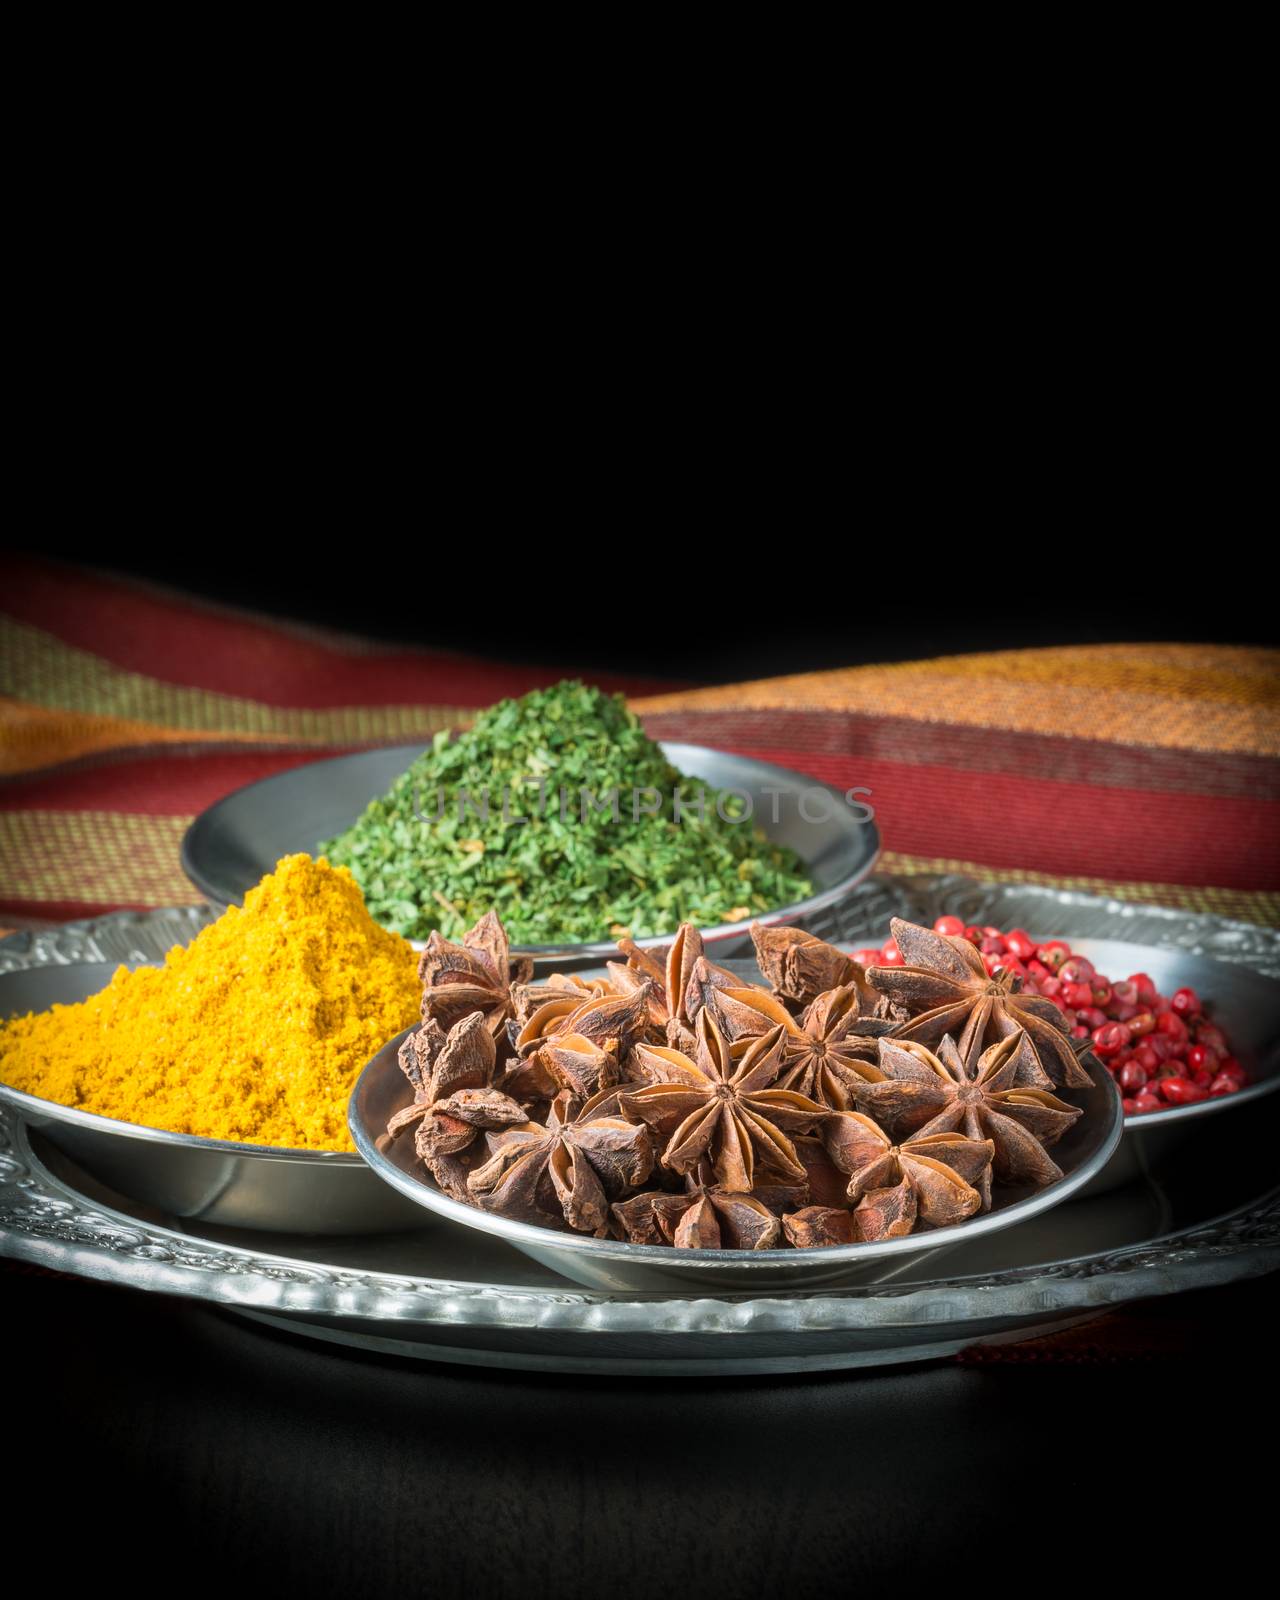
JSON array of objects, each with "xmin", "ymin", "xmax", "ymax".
[{"xmin": 0, "ymin": 854, "xmax": 421, "ymax": 1151}]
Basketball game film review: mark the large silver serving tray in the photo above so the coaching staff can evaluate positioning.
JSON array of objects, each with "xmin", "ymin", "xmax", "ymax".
[
  {"xmin": 0, "ymin": 964, "xmax": 424, "ymax": 1235},
  {"xmin": 2, "ymin": 1101, "xmax": 1275, "ymax": 1376},
  {"xmin": 350, "ymin": 1025, "xmax": 1120, "ymax": 1292},
  {"xmin": 2, "ymin": 881, "xmax": 1278, "ymax": 1373},
  {"xmin": 178, "ymin": 741, "xmax": 881, "ymax": 963},
  {"xmin": 2, "ymin": 885, "xmax": 1277, "ymax": 1242}
]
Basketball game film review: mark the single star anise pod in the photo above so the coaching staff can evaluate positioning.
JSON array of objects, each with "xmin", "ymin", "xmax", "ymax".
[
  {"xmin": 619, "ymin": 1010, "xmax": 827, "ymax": 1190},
  {"xmin": 848, "ymin": 1032, "xmax": 1082, "ymax": 1208},
  {"xmin": 505, "ymin": 984, "xmax": 653, "ymax": 1101},
  {"xmin": 510, "ymin": 973, "xmax": 616, "ymax": 1029},
  {"xmin": 750, "ymin": 923, "xmax": 865, "ymax": 1007},
  {"xmin": 387, "ymin": 1013, "xmax": 528, "ymax": 1201},
  {"xmin": 701, "ymin": 982, "xmax": 892, "ymax": 1111},
  {"xmin": 467, "ymin": 1088, "xmax": 654, "ymax": 1233},
  {"xmin": 612, "ymin": 1160, "xmax": 781, "ymax": 1250},
  {"xmin": 390, "ymin": 1011, "xmax": 498, "ymax": 1134},
  {"xmin": 418, "ymin": 910, "xmax": 533, "ymax": 1043},
  {"xmin": 602, "ymin": 960, "xmax": 669, "ymax": 1041},
  {"xmin": 868, "ymin": 918, "xmax": 1092, "ymax": 1088},
  {"xmin": 612, "ymin": 924, "xmax": 739, "ymax": 1050},
  {"xmin": 747, "ymin": 1130, "xmax": 854, "ymax": 1218},
  {"xmin": 820, "ymin": 1110, "xmax": 994, "ymax": 1241},
  {"xmin": 533, "ymin": 1034, "xmax": 619, "ymax": 1100},
  {"xmin": 789, "ymin": 1133, "xmax": 857, "ymax": 1208},
  {"xmin": 782, "ymin": 1206, "xmax": 857, "ymax": 1249}
]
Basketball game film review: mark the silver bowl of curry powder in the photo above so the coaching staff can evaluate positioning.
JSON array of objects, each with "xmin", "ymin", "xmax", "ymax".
[{"xmin": 0, "ymin": 958, "xmax": 423, "ymax": 1232}]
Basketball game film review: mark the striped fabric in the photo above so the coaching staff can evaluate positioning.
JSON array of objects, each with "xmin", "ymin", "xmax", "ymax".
[
  {"xmin": 638, "ymin": 652, "xmax": 1280, "ymax": 927},
  {"xmin": 2, "ymin": 555, "xmax": 1277, "ymax": 929}
]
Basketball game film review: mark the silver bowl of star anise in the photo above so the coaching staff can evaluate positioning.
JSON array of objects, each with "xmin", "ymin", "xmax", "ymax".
[{"xmin": 349, "ymin": 915, "xmax": 1122, "ymax": 1290}]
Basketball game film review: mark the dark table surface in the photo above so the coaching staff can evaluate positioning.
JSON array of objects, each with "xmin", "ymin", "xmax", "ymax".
[{"xmin": 5, "ymin": 1266, "xmax": 1274, "ymax": 1596}]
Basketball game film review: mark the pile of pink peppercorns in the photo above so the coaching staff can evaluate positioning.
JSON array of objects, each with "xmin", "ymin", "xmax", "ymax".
[{"xmin": 852, "ymin": 917, "xmax": 1248, "ymax": 1116}]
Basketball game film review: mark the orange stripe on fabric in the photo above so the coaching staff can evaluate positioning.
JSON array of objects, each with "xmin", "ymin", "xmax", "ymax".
[
  {"xmin": 0, "ymin": 697, "xmax": 241, "ymax": 775},
  {"xmin": 634, "ymin": 646, "xmax": 1280, "ymax": 756},
  {"xmin": 894, "ymin": 644, "xmax": 1280, "ymax": 703},
  {"xmin": 0, "ymin": 694, "xmax": 469, "ymax": 777}
]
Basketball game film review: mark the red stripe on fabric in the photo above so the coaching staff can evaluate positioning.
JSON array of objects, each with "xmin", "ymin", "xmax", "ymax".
[
  {"xmin": 8, "ymin": 742, "xmax": 1275, "ymax": 891},
  {"xmin": 639, "ymin": 708, "xmax": 1280, "ymax": 801},
  {"xmin": 1, "ymin": 557, "xmax": 679, "ymax": 706},
  {"xmin": 711, "ymin": 745, "xmax": 1280, "ymax": 891},
  {"xmin": 0, "ymin": 897, "xmax": 161, "ymax": 926},
  {"xmin": 0, "ymin": 748, "xmax": 361, "ymax": 813}
]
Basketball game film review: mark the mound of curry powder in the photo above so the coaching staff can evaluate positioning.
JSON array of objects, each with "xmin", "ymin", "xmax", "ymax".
[{"xmin": 0, "ymin": 854, "xmax": 421, "ymax": 1151}]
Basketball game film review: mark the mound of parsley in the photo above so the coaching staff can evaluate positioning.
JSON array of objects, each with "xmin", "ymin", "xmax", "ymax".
[{"xmin": 318, "ymin": 681, "xmax": 813, "ymax": 945}]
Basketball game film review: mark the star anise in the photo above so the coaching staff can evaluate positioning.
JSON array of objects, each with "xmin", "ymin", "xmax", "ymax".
[
  {"xmin": 418, "ymin": 909, "xmax": 533, "ymax": 1042},
  {"xmin": 612, "ymin": 924, "xmax": 739, "ymax": 1051},
  {"xmin": 506, "ymin": 984, "xmax": 653, "ymax": 1101},
  {"xmin": 390, "ymin": 1011, "xmax": 498, "ymax": 1135},
  {"xmin": 510, "ymin": 973, "xmax": 616, "ymax": 1029},
  {"xmin": 750, "ymin": 923, "xmax": 864, "ymax": 1007},
  {"xmin": 612, "ymin": 1160, "xmax": 781, "ymax": 1250},
  {"xmin": 782, "ymin": 1206, "xmax": 857, "ymax": 1248},
  {"xmin": 529, "ymin": 1034, "xmax": 618, "ymax": 1101},
  {"xmin": 820, "ymin": 1109, "xmax": 994, "ymax": 1240},
  {"xmin": 701, "ymin": 982, "xmax": 892, "ymax": 1111},
  {"xmin": 387, "ymin": 1013, "xmax": 528, "ymax": 1201},
  {"xmin": 467, "ymin": 1088, "xmax": 654, "ymax": 1233},
  {"xmin": 868, "ymin": 918, "xmax": 1092, "ymax": 1088},
  {"xmin": 742, "ymin": 1129, "xmax": 853, "ymax": 1220},
  {"xmin": 848, "ymin": 1032, "xmax": 1082, "ymax": 1208},
  {"xmin": 789, "ymin": 1132, "xmax": 860, "ymax": 1209},
  {"xmin": 619, "ymin": 1010, "xmax": 827, "ymax": 1190}
]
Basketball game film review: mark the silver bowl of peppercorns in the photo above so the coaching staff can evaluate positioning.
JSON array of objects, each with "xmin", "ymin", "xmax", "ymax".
[{"xmin": 849, "ymin": 919, "xmax": 1280, "ymax": 1196}]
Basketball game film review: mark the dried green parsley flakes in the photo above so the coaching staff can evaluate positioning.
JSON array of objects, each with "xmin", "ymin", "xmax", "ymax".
[{"xmin": 318, "ymin": 681, "xmax": 813, "ymax": 945}]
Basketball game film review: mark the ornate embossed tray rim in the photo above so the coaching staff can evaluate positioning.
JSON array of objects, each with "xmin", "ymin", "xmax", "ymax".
[
  {"xmin": 1, "ymin": 1108, "xmax": 1277, "ymax": 1338},
  {"xmin": 2, "ymin": 877, "xmax": 1278, "ymax": 1364}
]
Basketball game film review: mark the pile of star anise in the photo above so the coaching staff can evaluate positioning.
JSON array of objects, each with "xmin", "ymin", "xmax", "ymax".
[{"xmin": 386, "ymin": 911, "xmax": 1097, "ymax": 1250}]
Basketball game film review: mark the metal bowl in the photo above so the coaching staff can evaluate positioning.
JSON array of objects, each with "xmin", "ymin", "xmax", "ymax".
[
  {"xmin": 180, "ymin": 741, "xmax": 880, "ymax": 965},
  {"xmin": 349, "ymin": 1027, "xmax": 1122, "ymax": 1292},
  {"xmin": 1062, "ymin": 938, "xmax": 1280, "ymax": 1194},
  {"xmin": 0, "ymin": 964, "xmax": 425, "ymax": 1234}
]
